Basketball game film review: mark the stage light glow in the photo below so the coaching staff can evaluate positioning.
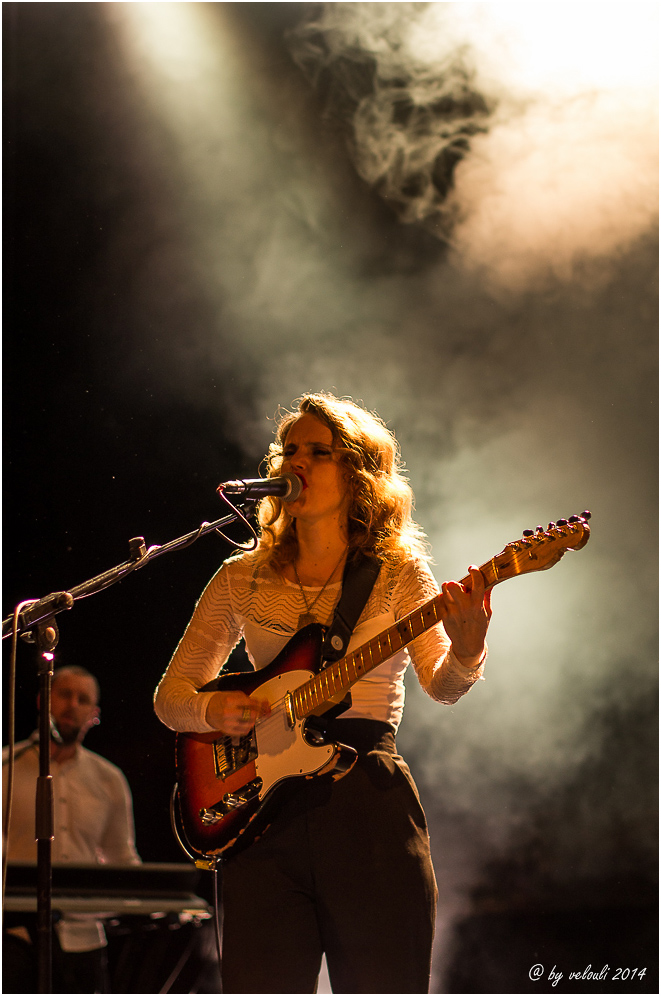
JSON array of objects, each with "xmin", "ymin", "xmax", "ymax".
[
  {"xmin": 106, "ymin": 1, "xmax": 369, "ymax": 385},
  {"xmin": 107, "ymin": 0, "xmax": 248, "ymax": 146},
  {"xmin": 409, "ymin": 2, "xmax": 659, "ymax": 287},
  {"xmin": 109, "ymin": 2, "xmax": 221, "ymax": 83},
  {"xmin": 286, "ymin": 2, "xmax": 658, "ymax": 289},
  {"xmin": 405, "ymin": 2, "xmax": 657, "ymax": 96}
]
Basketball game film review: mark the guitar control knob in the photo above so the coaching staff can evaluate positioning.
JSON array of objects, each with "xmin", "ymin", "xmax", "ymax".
[
  {"xmin": 548, "ymin": 522, "xmax": 556, "ymax": 530},
  {"xmin": 582, "ymin": 510, "xmax": 592, "ymax": 519},
  {"xmin": 556, "ymin": 518, "xmax": 568, "ymax": 526},
  {"xmin": 522, "ymin": 529, "xmax": 534, "ymax": 537},
  {"xmin": 536, "ymin": 525, "xmax": 544, "ymax": 533}
]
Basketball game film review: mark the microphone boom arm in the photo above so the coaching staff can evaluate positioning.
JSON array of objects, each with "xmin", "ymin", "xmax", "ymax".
[{"xmin": 3, "ymin": 505, "xmax": 254, "ymax": 641}]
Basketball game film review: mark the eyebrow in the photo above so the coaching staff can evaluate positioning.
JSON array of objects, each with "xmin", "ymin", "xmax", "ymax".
[
  {"xmin": 283, "ymin": 440, "xmax": 333, "ymax": 450},
  {"xmin": 54, "ymin": 686, "xmax": 96, "ymax": 703}
]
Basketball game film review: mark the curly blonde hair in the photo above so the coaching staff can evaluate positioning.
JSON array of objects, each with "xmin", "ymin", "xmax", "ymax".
[{"xmin": 254, "ymin": 393, "xmax": 429, "ymax": 571}]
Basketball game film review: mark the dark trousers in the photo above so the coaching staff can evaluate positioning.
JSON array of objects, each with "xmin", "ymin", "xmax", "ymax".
[{"xmin": 221, "ymin": 719, "xmax": 438, "ymax": 994}]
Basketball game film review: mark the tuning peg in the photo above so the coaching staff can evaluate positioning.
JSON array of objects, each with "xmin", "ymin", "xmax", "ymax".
[
  {"xmin": 547, "ymin": 521, "xmax": 556, "ymax": 529},
  {"xmin": 522, "ymin": 529, "xmax": 534, "ymax": 537},
  {"xmin": 556, "ymin": 518, "xmax": 568, "ymax": 526},
  {"xmin": 536, "ymin": 525, "xmax": 544, "ymax": 533},
  {"xmin": 568, "ymin": 511, "xmax": 591, "ymax": 522}
]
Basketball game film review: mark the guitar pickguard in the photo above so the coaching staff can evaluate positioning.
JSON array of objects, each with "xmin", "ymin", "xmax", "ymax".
[{"xmin": 253, "ymin": 670, "xmax": 336, "ymax": 794}]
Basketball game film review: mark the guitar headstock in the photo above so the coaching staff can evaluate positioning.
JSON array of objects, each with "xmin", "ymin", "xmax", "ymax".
[{"xmin": 482, "ymin": 512, "xmax": 591, "ymax": 587}]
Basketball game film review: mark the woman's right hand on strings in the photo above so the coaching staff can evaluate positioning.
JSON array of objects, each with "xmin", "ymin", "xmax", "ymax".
[{"xmin": 205, "ymin": 690, "xmax": 270, "ymax": 736}]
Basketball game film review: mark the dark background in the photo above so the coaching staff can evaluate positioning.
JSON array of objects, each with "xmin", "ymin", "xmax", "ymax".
[
  {"xmin": 3, "ymin": 4, "xmax": 658, "ymax": 992},
  {"xmin": 4, "ymin": 1, "xmax": 260, "ymax": 864}
]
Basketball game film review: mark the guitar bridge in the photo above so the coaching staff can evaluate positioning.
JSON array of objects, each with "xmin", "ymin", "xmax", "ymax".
[{"xmin": 212, "ymin": 733, "xmax": 257, "ymax": 780}]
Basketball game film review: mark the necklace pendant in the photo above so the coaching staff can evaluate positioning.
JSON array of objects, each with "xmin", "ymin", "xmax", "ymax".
[{"xmin": 298, "ymin": 612, "xmax": 317, "ymax": 629}]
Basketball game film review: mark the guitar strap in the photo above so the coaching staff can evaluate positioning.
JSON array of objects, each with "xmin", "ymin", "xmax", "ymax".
[{"xmin": 321, "ymin": 551, "xmax": 382, "ymax": 664}]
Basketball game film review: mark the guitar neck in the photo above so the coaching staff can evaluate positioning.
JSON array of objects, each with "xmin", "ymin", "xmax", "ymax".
[
  {"xmin": 291, "ymin": 514, "xmax": 590, "ymax": 722},
  {"xmin": 292, "ymin": 566, "xmax": 485, "ymax": 723}
]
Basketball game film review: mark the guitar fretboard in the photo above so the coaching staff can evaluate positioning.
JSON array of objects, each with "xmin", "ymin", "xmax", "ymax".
[
  {"xmin": 292, "ymin": 591, "xmax": 446, "ymax": 720},
  {"xmin": 290, "ymin": 516, "xmax": 589, "ymax": 721},
  {"xmin": 292, "ymin": 562, "xmax": 499, "ymax": 721},
  {"xmin": 292, "ymin": 527, "xmax": 572, "ymax": 719}
]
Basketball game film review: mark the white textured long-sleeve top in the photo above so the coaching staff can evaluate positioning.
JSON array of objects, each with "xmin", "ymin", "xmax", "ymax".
[{"xmin": 154, "ymin": 552, "xmax": 485, "ymax": 734}]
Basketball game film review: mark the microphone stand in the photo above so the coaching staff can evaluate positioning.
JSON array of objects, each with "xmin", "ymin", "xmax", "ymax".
[
  {"xmin": 33, "ymin": 620, "xmax": 59, "ymax": 994},
  {"xmin": 3, "ymin": 504, "xmax": 256, "ymax": 993}
]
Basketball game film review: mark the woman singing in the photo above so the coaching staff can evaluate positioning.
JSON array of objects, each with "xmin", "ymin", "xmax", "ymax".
[{"xmin": 154, "ymin": 392, "xmax": 491, "ymax": 994}]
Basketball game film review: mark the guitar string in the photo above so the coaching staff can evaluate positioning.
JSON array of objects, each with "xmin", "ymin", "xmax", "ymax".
[
  {"xmin": 248, "ymin": 588, "xmax": 465, "ymax": 741},
  {"xmin": 246, "ymin": 545, "xmax": 536, "ymax": 734},
  {"xmin": 253, "ymin": 618, "xmax": 409, "ymax": 733},
  {"xmin": 253, "ymin": 550, "xmax": 501, "ymax": 733},
  {"xmin": 244, "ymin": 571, "xmax": 494, "ymax": 738},
  {"xmin": 219, "ymin": 529, "xmax": 579, "ymax": 747},
  {"xmin": 244, "ymin": 643, "xmax": 373, "ymax": 741},
  {"xmin": 243, "ymin": 609, "xmax": 423, "ymax": 740}
]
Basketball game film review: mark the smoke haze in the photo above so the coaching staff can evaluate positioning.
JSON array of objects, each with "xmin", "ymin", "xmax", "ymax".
[
  {"xmin": 106, "ymin": 0, "xmax": 658, "ymax": 879},
  {"xmin": 5, "ymin": 2, "xmax": 657, "ymax": 988},
  {"xmin": 101, "ymin": 6, "xmax": 658, "ymax": 942}
]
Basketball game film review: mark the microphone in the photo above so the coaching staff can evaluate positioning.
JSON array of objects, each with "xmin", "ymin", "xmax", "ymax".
[{"xmin": 219, "ymin": 472, "xmax": 303, "ymax": 503}]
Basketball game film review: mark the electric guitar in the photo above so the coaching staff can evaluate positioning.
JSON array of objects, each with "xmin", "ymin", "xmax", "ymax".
[{"xmin": 174, "ymin": 513, "xmax": 591, "ymax": 865}]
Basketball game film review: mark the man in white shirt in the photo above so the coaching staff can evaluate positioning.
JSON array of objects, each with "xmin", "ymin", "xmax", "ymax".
[{"xmin": 3, "ymin": 665, "xmax": 140, "ymax": 993}]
